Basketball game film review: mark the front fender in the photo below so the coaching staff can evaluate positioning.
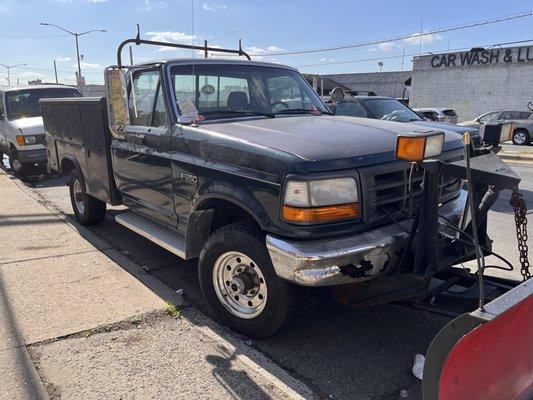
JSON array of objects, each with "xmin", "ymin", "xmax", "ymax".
[{"xmin": 192, "ymin": 179, "xmax": 276, "ymax": 231}]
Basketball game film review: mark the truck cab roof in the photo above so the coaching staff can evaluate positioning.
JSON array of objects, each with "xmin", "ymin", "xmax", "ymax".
[{"xmin": 131, "ymin": 58, "xmax": 297, "ymax": 71}]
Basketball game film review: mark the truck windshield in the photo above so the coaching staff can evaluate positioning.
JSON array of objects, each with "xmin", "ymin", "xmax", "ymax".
[
  {"xmin": 170, "ymin": 64, "xmax": 329, "ymax": 120},
  {"xmin": 363, "ymin": 98, "xmax": 422, "ymax": 122},
  {"xmin": 6, "ymin": 88, "xmax": 81, "ymax": 120}
]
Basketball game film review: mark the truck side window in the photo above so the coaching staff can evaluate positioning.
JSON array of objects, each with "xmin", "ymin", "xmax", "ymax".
[
  {"xmin": 0, "ymin": 94, "xmax": 4, "ymax": 119},
  {"xmin": 128, "ymin": 70, "xmax": 160, "ymax": 126}
]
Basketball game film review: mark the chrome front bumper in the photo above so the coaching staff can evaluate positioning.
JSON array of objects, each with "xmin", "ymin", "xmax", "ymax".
[{"xmin": 266, "ymin": 190, "xmax": 467, "ymax": 287}]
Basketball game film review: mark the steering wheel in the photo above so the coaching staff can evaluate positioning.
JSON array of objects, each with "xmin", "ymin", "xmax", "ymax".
[
  {"xmin": 381, "ymin": 110, "xmax": 405, "ymax": 121},
  {"xmin": 271, "ymin": 101, "xmax": 290, "ymax": 112}
]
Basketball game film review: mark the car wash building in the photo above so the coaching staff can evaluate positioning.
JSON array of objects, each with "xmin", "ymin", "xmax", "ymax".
[{"xmin": 409, "ymin": 45, "xmax": 533, "ymax": 121}]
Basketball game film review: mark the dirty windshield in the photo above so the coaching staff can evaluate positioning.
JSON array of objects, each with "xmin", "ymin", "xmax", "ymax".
[
  {"xmin": 170, "ymin": 64, "xmax": 329, "ymax": 120},
  {"xmin": 6, "ymin": 88, "xmax": 81, "ymax": 120},
  {"xmin": 363, "ymin": 98, "xmax": 422, "ymax": 122}
]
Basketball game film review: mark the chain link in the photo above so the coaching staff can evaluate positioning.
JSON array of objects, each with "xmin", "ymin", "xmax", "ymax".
[{"xmin": 510, "ymin": 190, "xmax": 531, "ymax": 281}]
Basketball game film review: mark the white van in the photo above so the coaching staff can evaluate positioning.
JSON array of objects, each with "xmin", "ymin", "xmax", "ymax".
[{"xmin": 0, "ymin": 85, "xmax": 81, "ymax": 176}]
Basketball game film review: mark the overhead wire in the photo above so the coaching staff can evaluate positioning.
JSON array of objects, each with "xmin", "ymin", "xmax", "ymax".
[{"xmin": 248, "ymin": 10, "xmax": 533, "ymax": 56}]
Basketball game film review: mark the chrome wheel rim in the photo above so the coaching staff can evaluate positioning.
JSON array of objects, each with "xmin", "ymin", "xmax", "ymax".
[
  {"xmin": 212, "ymin": 251, "xmax": 267, "ymax": 319},
  {"xmin": 12, "ymin": 158, "xmax": 21, "ymax": 172},
  {"xmin": 514, "ymin": 132, "xmax": 527, "ymax": 144},
  {"xmin": 73, "ymin": 179, "xmax": 85, "ymax": 215}
]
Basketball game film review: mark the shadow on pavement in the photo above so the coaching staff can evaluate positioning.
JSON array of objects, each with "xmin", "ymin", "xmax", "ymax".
[{"xmin": 0, "ymin": 268, "xmax": 48, "ymax": 399}]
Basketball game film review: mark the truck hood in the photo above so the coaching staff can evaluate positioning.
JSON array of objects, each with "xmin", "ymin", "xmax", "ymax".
[
  {"xmin": 10, "ymin": 116, "xmax": 44, "ymax": 135},
  {"xmin": 411, "ymin": 120, "xmax": 479, "ymax": 135},
  {"xmin": 200, "ymin": 115, "xmax": 464, "ymax": 165}
]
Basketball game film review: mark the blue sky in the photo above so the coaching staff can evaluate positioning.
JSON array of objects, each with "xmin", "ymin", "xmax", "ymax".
[{"xmin": 0, "ymin": 0, "xmax": 532, "ymax": 85}]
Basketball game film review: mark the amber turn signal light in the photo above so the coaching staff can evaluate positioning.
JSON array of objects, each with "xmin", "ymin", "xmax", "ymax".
[
  {"xmin": 16, "ymin": 135, "xmax": 26, "ymax": 146},
  {"xmin": 395, "ymin": 132, "xmax": 444, "ymax": 162},
  {"xmin": 282, "ymin": 203, "xmax": 359, "ymax": 223}
]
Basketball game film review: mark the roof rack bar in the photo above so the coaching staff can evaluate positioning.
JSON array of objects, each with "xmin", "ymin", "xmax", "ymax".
[{"xmin": 117, "ymin": 24, "xmax": 251, "ymax": 66}]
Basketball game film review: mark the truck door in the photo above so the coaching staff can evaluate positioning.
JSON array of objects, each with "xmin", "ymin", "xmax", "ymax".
[{"xmin": 111, "ymin": 68, "xmax": 176, "ymax": 225}]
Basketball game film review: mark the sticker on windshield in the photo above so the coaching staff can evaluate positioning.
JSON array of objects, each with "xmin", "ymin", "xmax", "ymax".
[
  {"xmin": 177, "ymin": 100, "xmax": 199, "ymax": 123},
  {"xmin": 201, "ymin": 84, "xmax": 215, "ymax": 95}
]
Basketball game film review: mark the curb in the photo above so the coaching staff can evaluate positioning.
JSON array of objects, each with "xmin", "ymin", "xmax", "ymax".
[
  {"xmin": 499, "ymin": 153, "xmax": 533, "ymax": 162},
  {"xmin": 4, "ymin": 169, "xmax": 318, "ymax": 400}
]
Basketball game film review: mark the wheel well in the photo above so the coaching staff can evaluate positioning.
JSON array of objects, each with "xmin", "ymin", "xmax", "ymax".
[
  {"xmin": 61, "ymin": 158, "xmax": 76, "ymax": 174},
  {"xmin": 197, "ymin": 198, "xmax": 260, "ymax": 233},
  {"xmin": 514, "ymin": 128, "xmax": 529, "ymax": 134}
]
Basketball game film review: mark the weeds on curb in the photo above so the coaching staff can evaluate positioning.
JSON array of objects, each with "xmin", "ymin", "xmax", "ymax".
[{"xmin": 166, "ymin": 301, "xmax": 181, "ymax": 319}]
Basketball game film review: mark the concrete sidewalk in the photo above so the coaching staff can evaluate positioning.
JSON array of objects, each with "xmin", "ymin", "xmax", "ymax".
[{"xmin": 0, "ymin": 170, "xmax": 314, "ymax": 399}]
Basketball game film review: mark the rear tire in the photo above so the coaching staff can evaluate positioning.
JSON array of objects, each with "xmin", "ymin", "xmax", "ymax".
[
  {"xmin": 198, "ymin": 222, "xmax": 298, "ymax": 339},
  {"xmin": 69, "ymin": 169, "xmax": 106, "ymax": 226},
  {"xmin": 512, "ymin": 129, "xmax": 530, "ymax": 146}
]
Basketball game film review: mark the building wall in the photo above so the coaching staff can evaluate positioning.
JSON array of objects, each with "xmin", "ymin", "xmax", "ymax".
[
  {"xmin": 410, "ymin": 46, "xmax": 533, "ymax": 122},
  {"xmin": 322, "ymin": 71, "xmax": 411, "ymax": 99}
]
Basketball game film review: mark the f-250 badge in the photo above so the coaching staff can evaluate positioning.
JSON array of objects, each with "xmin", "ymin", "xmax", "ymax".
[{"xmin": 180, "ymin": 173, "xmax": 198, "ymax": 183}]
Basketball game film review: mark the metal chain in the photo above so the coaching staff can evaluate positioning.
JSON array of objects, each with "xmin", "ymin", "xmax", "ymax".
[{"xmin": 510, "ymin": 190, "xmax": 531, "ymax": 281}]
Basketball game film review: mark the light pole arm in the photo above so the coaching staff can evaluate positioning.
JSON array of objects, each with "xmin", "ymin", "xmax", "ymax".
[
  {"xmin": 40, "ymin": 23, "xmax": 76, "ymax": 36},
  {"xmin": 78, "ymin": 29, "xmax": 107, "ymax": 36}
]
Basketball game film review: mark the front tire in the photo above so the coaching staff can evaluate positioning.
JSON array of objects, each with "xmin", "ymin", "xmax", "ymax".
[
  {"xmin": 512, "ymin": 129, "xmax": 530, "ymax": 145},
  {"xmin": 198, "ymin": 222, "xmax": 298, "ymax": 339},
  {"xmin": 68, "ymin": 169, "xmax": 106, "ymax": 226}
]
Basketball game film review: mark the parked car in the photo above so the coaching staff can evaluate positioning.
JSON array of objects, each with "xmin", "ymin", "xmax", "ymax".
[
  {"xmin": 458, "ymin": 110, "xmax": 533, "ymax": 145},
  {"xmin": 415, "ymin": 109, "xmax": 440, "ymax": 122},
  {"xmin": 0, "ymin": 85, "xmax": 81, "ymax": 176},
  {"xmin": 327, "ymin": 89, "xmax": 480, "ymax": 146},
  {"xmin": 458, "ymin": 110, "xmax": 533, "ymax": 128},
  {"xmin": 413, "ymin": 107, "xmax": 458, "ymax": 124},
  {"xmin": 42, "ymin": 52, "xmax": 468, "ymax": 339}
]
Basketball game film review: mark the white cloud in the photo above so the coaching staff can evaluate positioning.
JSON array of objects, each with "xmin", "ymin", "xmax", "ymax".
[
  {"xmin": 140, "ymin": 0, "xmax": 167, "ymax": 10},
  {"xmin": 56, "ymin": 57, "xmax": 71, "ymax": 62},
  {"xmin": 377, "ymin": 42, "xmax": 395, "ymax": 52},
  {"xmin": 86, "ymin": 0, "xmax": 107, "ymax": 3},
  {"xmin": 13, "ymin": 71, "xmax": 46, "ymax": 78},
  {"xmin": 368, "ymin": 41, "xmax": 395, "ymax": 52},
  {"xmin": 403, "ymin": 32, "xmax": 442, "ymax": 46},
  {"xmin": 79, "ymin": 62, "xmax": 104, "ymax": 70},
  {"xmin": 319, "ymin": 57, "xmax": 336, "ymax": 62},
  {"xmin": 202, "ymin": 2, "xmax": 227, "ymax": 11},
  {"xmin": 146, "ymin": 31, "xmax": 198, "ymax": 51},
  {"xmin": 246, "ymin": 46, "xmax": 285, "ymax": 56}
]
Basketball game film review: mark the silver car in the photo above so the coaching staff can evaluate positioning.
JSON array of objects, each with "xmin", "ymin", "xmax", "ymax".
[{"xmin": 458, "ymin": 110, "xmax": 533, "ymax": 145}]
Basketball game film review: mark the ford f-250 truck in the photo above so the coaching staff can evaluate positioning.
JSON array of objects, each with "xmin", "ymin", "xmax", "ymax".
[{"xmin": 41, "ymin": 38, "xmax": 471, "ymax": 338}]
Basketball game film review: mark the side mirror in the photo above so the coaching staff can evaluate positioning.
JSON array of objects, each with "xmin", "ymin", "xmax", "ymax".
[{"xmin": 104, "ymin": 67, "xmax": 130, "ymax": 138}]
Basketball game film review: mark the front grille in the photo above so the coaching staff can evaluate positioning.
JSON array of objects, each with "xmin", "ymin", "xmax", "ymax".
[
  {"xmin": 35, "ymin": 134, "xmax": 46, "ymax": 145},
  {"xmin": 359, "ymin": 149, "xmax": 463, "ymax": 224}
]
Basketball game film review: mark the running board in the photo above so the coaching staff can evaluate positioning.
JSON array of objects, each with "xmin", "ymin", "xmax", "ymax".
[{"xmin": 115, "ymin": 211, "xmax": 186, "ymax": 259}]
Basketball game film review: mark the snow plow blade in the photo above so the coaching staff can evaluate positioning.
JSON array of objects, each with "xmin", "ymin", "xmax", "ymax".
[{"xmin": 422, "ymin": 279, "xmax": 532, "ymax": 400}]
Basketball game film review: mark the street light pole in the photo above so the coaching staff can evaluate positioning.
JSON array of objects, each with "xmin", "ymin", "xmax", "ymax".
[
  {"xmin": 40, "ymin": 23, "xmax": 106, "ymax": 86},
  {"xmin": 0, "ymin": 63, "xmax": 27, "ymax": 86},
  {"xmin": 75, "ymin": 33, "xmax": 81, "ymax": 78}
]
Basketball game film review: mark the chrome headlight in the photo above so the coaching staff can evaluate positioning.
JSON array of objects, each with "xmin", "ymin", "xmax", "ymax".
[{"xmin": 283, "ymin": 178, "xmax": 359, "ymax": 223}]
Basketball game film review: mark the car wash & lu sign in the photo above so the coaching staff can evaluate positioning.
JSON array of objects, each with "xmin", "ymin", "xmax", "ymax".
[{"xmin": 430, "ymin": 46, "xmax": 533, "ymax": 68}]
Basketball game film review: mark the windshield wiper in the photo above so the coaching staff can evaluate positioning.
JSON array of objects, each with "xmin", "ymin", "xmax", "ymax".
[
  {"xmin": 202, "ymin": 110, "xmax": 275, "ymax": 118},
  {"xmin": 276, "ymin": 108, "xmax": 329, "ymax": 115}
]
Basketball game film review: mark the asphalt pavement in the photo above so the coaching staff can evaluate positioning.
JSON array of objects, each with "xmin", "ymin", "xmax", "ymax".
[{"xmin": 2, "ymin": 156, "xmax": 531, "ymax": 400}]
